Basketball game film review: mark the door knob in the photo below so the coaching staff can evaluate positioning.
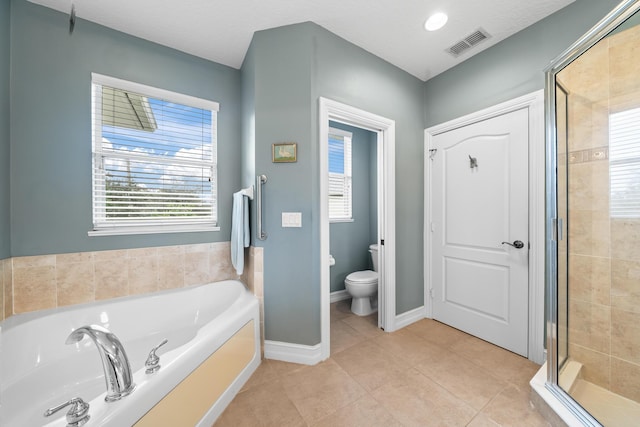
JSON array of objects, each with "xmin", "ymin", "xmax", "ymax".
[{"xmin": 502, "ymin": 240, "xmax": 525, "ymax": 249}]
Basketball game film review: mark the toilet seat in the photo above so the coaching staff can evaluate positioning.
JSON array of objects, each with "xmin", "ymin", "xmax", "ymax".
[{"xmin": 345, "ymin": 270, "xmax": 378, "ymax": 285}]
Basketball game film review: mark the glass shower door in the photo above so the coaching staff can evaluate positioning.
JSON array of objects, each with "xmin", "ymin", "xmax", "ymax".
[{"xmin": 547, "ymin": 1, "xmax": 640, "ymax": 425}]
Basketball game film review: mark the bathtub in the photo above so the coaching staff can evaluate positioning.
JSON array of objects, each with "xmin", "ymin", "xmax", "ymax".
[{"xmin": 0, "ymin": 280, "xmax": 261, "ymax": 427}]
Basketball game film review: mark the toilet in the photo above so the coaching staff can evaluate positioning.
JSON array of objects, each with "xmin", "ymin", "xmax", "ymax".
[{"xmin": 344, "ymin": 244, "xmax": 378, "ymax": 316}]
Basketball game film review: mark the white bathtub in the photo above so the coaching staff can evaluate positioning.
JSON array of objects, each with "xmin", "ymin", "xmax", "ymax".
[{"xmin": 0, "ymin": 280, "xmax": 261, "ymax": 427}]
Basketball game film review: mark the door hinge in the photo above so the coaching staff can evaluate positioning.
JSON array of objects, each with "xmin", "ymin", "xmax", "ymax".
[
  {"xmin": 429, "ymin": 288, "xmax": 434, "ymax": 298},
  {"xmin": 428, "ymin": 148, "xmax": 437, "ymax": 160},
  {"xmin": 380, "ymin": 239, "xmax": 385, "ymax": 245}
]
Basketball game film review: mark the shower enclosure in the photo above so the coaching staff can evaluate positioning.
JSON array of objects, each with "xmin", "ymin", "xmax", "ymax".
[{"xmin": 546, "ymin": 0, "xmax": 640, "ymax": 425}]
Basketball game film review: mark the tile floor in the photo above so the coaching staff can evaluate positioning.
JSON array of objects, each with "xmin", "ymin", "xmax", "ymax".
[{"xmin": 215, "ymin": 300, "xmax": 550, "ymax": 426}]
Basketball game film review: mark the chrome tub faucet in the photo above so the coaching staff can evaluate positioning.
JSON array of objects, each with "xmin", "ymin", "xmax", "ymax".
[{"xmin": 66, "ymin": 325, "xmax": 135, "ymax": 402}]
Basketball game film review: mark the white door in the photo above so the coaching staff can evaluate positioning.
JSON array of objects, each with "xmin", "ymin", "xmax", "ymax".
[{"xmin": 430, "ymin": 108, "xmax": 529, "ymax": 356}]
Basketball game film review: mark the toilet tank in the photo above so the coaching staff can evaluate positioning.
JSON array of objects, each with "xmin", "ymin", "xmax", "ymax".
[{"xmin": 369, "ymin": 244, "xmax": 379, "ymax": 272}]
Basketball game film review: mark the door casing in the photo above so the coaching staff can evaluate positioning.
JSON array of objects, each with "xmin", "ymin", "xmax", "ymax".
[
  {"xmin": 424, "ymin": 90, "xmax": 545, "ymax": 363},
  {"xmin": 319, "ymin": 97, "xmax": 396, "ymax": 361}
]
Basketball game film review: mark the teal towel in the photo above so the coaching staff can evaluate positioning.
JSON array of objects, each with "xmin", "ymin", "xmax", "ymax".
[{"xmin": 231, "ymin": 191, "xmax": 250, "ymax": 275}]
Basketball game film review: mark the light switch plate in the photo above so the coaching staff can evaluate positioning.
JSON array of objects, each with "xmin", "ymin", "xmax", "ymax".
[{"xmin": 282, "ymin": 212, "xmax": 302, "ymax": 228}]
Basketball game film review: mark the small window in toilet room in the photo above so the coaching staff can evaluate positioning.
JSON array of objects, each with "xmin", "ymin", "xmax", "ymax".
[{"xmin": 328, "ymin": 127, "xmax": 353, "ymax": 222}]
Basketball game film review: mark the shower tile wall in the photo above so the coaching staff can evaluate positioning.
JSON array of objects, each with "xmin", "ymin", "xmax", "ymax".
[{"xmin": 558, "ymin": 24, "xmax": 640, "ymax": 402}]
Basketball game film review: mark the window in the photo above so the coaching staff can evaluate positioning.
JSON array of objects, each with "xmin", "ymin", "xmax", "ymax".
[
  {"xmin": 328, "ymin": 127, "xmax": 353, "ymax": 221},
  {"xmin": 90, "ymin": 74, "xmax": 219, "ymax": 235},
  {"xmin": 610, "ymin": 107, "xmax": 640, "ymax": 218}
]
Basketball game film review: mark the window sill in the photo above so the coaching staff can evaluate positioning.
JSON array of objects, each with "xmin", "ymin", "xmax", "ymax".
[
  {"xmin": 88, "ymin": 224, "xmax": 220, "ymax": 237},
  {"xmin": 329, "ymin": 218, "xmax": 354, "ymax": 224}
]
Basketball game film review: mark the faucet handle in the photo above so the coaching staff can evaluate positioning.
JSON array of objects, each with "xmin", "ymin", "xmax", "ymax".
[
  {"xmin": 145, "ymin": 338, "xmax": 168, "ymax": 374},
  {"xmin": 44, "ymin": 397, "xmax": 90, "ymax": 427}
]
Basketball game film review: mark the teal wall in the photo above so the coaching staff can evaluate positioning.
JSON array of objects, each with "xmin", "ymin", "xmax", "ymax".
[
  {"xmin": 0, "ymin": 0, "xmax": 10, "ymax": 259},
  {"xmin": 9, "ymin": 0, "xmax": 241, "ymax": 256},
  {"xmin": 329, "ymin": 121, "xmax": 376, "ymax": 293},
  {"xmin": 245, "ymin": 22, "xmax": 424, "ymax": 345},
  {"xmin": 423, "ymin": 0, "xmax": 621, "ymax": 128},
  {"xmin": 312, "ymin": 24, "xmax": 425, "ymax": 316},
  {"xmin": 241, "ymin": 40, "xmax": 256, "ymax": 193},
  {"xmin": 249, "ymin": 24, "xmax": 317, "ymax": 345}
]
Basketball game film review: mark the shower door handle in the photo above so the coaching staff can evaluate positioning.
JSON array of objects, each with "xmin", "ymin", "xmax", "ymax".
[{"xmin": 502, "ymin": 240, "xmax": 525, "ymax": 249}]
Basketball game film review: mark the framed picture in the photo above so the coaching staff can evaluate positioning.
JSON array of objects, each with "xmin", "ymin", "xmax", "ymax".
[{"xmin": 272, "ymin": 143, "xmax": 297, "ymax": 163}]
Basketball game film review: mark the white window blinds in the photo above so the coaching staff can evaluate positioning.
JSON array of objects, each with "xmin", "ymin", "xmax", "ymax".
[
  {"xmin": 328, "ymin": 128, "xmax": 352, "ymax": 221},
  {"xmin": 610, "ymin": 107, "xmax": 640, "ymax": 218},
  {"xmin": 91, "ymin": 74, "xmax": 219, "ymax": 233}
]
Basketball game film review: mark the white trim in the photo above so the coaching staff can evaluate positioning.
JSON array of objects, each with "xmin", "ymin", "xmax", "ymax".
[
  {"xmin": 320, "ymin": 97, "xmax": 397, "ymax": 362},
  {"xmin": 528, "ymin": 90, "xmax": 546, "ymax": 365},
  {"xmin": 424, "ymin": 90, "xmax": 545, "ymax": 363},
  {"xmin": 264, "ymin": 340, "xmax": 323, "ymax": 366},
  {"xmin": 328, "ymin": 127, "xmax": 353, "ymax": 139},
  {"xmin": 394, "ymin": 305, "xmax": 427, "ymax": 330},
  {"xmin": 329, "ymin": 218, "xmax": 355, "ymax": 224},
  {"xmin": 330, "ymin": 289, "xmax": 351, "ymax": 303},
  {"xmin": 89, "ymin": 225, "xmax": 220, "ymax": 236},
  {"xmin": 92, "ymin": 73, "xmax": 219, "ymax": 112}
]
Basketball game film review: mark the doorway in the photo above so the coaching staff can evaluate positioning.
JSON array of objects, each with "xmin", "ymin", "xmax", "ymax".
[
  {"xmin": 319, "ymin": 97, "xmax": 396, "ymax": 360},
  {"xmin": 424, "ymin": 91, "xmax": 545, "ymax": 362}
]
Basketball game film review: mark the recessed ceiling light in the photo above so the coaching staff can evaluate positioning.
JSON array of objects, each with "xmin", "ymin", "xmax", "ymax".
[{"xmin": 425, "ymin": 12, "xmax": 448, "ymax": 32}]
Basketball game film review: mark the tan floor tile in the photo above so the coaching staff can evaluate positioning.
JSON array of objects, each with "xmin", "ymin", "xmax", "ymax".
[
  {"xmin": 370, "ymin": 368, "xmax": 476, "ymax": 426},
  {"xmin": 415, "ymin": 351, "xmax": 506, "ymax": 410},
  {"xmin": 371, "ymin": 328, "xmax": 436, "ymax": 366},
  {"xmin": 406, "ymin": 319, "xmax": 470, "ymax": 349},
  {"xmin": 281, "ymin": 359, "xmax": 366, "ymax": 424},
  {"xmin": 330, "ymin": 320, "xmax": 367, "ymax": 355},
  {"xmin": 341, "ymin": 313, "xmax": 384, "ymax": 338},
  {"xmin": 240, "ymin": 359, "xmax": 279, "ymax": 393},
  {"xmin": 450, "ymin": 335, "xmax": 537, "ymax": 383},
  {"xmin": 333, "ymin": 340, "xmax": 413, "ymax": 392},
  {"xmin": 221, "ymin": 303, "xmax": 549, "ymax": 426},
  {"xmin": 474, "ymin": 385, "xmax": 551, "ymax": 427},
  {"xmin": 330, "ymin": 299, "xmax": 353, "ymax": 322},
  {"xmin": 265, "ymin": 359, "xmax": 307, "ymax": 377},
  {"xmin": 215, "ymin": 380, "xmax": 305, "ymax": 427},
  {"xmin": 467, "ymin": 412, "xmax": 503, "ymax": 427},
  {"xmin": 311, "ymin": 395, "xmax": 403, "ymax": 427}
]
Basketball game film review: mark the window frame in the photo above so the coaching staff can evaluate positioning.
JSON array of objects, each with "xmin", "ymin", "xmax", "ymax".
[
  {"xmin": 328, "ymin": 127, "xmax": 353, "ymax": 223},
  {"xmin": 89, "ymin": 73, "xmax": 220, "ymax": 236},
  {"xmin": 610, "ymin": 106, "xmax": 640, "ymax": 219}
]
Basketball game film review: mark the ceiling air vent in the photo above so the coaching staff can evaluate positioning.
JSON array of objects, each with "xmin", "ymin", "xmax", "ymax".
[{"xmin": 446, "ymin": 28, "xmax": 491, "ymax": 58}]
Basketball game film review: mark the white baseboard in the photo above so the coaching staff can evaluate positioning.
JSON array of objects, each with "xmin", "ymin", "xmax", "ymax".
[
  {"xmin": 264, "ymin": 340, "xmax": 323, "ymax": 366},
  {"xmin": 394, "ymin": 305, "xmax": 426, "ymax": 330},
  {"xmin": 330, "ymin": 289, "xmax": 350, "ymax": 303}
]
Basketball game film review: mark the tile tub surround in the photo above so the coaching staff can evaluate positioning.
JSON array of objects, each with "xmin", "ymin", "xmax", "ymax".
[
  {"xmin": 216, "ymin": 301, "xmax": 547, "ymax": 426},
  {"xmin": 241, "ymin": 246, "xmax": 265, "ymax": 355},
  {"xmin": 1, "ymin": 257, "xmax": 12, "ymax": 321},
  {"xmin": 2, "ymin": 242, "xmax": 265, "ymax": 318}
]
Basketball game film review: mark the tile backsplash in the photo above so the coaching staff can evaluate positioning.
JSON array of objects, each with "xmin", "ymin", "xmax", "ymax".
[{"xmin": 1, "ymin": 242, "xmax": 263, "ymax": 322}]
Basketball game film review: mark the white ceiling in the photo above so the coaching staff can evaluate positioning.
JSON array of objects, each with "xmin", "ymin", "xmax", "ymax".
[{"xmin": 28, "ymin": 0, "xmax": 575, "ymax": 81}]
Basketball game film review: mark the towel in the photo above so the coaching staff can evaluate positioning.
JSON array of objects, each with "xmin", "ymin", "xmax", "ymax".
[{"xmin": 231, "ymin": 191, "xmax": 250, "ymax": 275}]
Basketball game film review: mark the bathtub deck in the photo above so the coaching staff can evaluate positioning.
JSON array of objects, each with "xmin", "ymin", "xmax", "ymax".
[{"xmin": 215, "ymin": 300, "xmax": 547, "ymax": 426}]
